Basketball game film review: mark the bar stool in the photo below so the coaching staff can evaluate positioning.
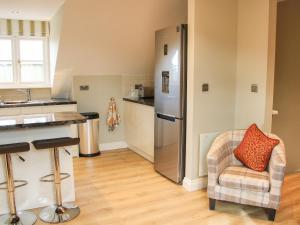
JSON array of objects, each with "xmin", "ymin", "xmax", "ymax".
[
  {"xmin": 0, "ymin": 142, "xmax": 37, "ymax": 225},
  {"xmin": 32, "ymin": 137, "xmax": 80, "ymax": 224}
]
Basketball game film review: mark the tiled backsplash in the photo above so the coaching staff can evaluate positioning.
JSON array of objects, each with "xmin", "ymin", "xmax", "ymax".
[
  {"xmin": 72, "ymin": 74, "xmax": 154, "ymax": 144},
  {"xmin": 0, "ymin": 88, "xmax": 52, "ymax": 101}
]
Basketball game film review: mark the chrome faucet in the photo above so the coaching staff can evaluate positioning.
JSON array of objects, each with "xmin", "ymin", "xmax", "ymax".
[
  {"xmin": 26, "ymin": 89, "xmax": 31, "ymax": 101},
  {"xmin": 17, "ymin": 89, "xmax": 32, "ymax": 102}
]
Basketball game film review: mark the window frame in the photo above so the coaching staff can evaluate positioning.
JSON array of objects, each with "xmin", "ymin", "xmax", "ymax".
[
  {"xmin": 0, "ymin": 35, "xmax": 50, "ymax": 89},
  {"xmin": 0, "ymin": 37, "xmax": 15, "ymax": 84}
]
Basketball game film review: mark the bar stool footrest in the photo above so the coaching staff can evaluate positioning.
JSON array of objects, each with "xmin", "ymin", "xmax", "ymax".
[
  {"xmin": 40, "ymin": 173, "xmax": 71, "ymax": 182},
  {"xmin": 0, "ymin": 180, "xmax": 28, "ymax": 190},
  {"xmin": 0, "ymin": 211, "xmax": 37, "ymax": 225}
]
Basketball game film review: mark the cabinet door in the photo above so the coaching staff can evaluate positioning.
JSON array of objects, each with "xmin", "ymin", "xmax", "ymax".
[
  {"xmin": 42, "ymin": 105, "xmax": 77, "ymax": 113},
  {"xmin": 124, "ymin": 101, "xmax": 154, "ymax": 161},
  {"xmin": 135, "ymin": 105, "xmax": 154, "ymax": 158},
  {"xmin": 124, "ymin": 102, "xmax": 137, "ymax": 147}
]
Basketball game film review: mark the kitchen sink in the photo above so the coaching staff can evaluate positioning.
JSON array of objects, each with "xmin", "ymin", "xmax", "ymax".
[{"xmin": 0, "ymin": 99, "xmax": 57, "ymax": 105}]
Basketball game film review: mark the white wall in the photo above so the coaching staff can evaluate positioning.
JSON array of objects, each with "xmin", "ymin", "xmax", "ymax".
[
  {"xmin": 56, "ymin": 0, "xmax": 187, "ymax": 76},
  {"xmin": 235, "ymin": 0, "xmax": 277, "ymax": 132},
  {"xmin": 51, "ymin": 0, "xmax": 187, "ymax": 97},
  {"xmin": 49, "ymin": 5, "xmax": 64, "ymax": 84},
  {"xmin": 185, "ymin": 0, "xmax": 277, "ymax": 190},
  {"xmin": 185, "ymin": 0, "xmax": 238, "ymax": 186},
  {"xmin": 51, "ymin": 0, "xmax": 187, "ymax": 145},
  {"xmin": 47, "ymin": 0, "xmax": 187, "ymax": 150}
]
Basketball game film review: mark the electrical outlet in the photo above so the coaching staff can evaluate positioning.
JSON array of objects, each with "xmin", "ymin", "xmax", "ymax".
[{"xmin": 80, "ymin": 85, "xmax": 89, "ymax": 91}]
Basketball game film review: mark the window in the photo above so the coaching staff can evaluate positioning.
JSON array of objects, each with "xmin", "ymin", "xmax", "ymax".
[
  {"xmin": 20, "ymin": 39, "xmax": 45, "ymax": 83},
  {"xmin": 0, "ymin": 39, "xmax": 13, "ymax": 83},
  {"xmin": 0, "ymin": 37, "xmax": 49, "ymax": 87}
]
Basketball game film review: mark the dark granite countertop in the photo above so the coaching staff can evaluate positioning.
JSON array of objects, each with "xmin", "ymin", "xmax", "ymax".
[
  {"xmin": 0, "ymin": 98, "xmax": 77, "ymax": 108},
  {"xmin": 0, "ymin": 112, "xmax": 86, "ymax": 130},
  {"xmin": 123, "ymin": 97, "xmax": 154, "ymax": 107}
]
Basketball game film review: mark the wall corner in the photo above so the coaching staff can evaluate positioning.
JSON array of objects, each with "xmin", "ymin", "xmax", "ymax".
[{"xmin": 183, "ymin": 176, "xmax": 207, "ymax": 192}]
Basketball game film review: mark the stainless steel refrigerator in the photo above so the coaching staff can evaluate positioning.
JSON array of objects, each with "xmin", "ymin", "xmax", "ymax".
[{"xmin": 154, "ymin": 24, "xmax": 187, "ymax": 183}]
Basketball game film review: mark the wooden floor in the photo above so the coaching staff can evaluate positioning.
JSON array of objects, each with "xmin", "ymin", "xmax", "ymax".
[{"xmin": 34, "ymin": 149, "xmax": 300, "ymax": 225}]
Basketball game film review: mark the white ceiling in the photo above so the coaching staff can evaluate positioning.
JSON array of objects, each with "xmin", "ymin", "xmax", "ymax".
[{"xmin": 0, "ymin": 0, "xmax": 65, "ymax": 21}]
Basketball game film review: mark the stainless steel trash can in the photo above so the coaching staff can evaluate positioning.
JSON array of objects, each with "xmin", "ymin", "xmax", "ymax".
[{"xmin": 79, "ymin": 112, "xmax": 100, "ymax": 157}]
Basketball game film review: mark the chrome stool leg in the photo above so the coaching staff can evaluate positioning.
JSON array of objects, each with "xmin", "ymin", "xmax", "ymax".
[
  {"xmin": 0, "ymin": 153, "xmax": 37, "ymax": 225},
  {"xmin": 39, "ymin": 147, "xmax": 80, "ymax": 223}
]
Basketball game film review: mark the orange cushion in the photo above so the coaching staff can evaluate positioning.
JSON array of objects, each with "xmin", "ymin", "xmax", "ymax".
[{"xmin": 234, "ymin": 124, "xmax": 280, "ymax": 172}]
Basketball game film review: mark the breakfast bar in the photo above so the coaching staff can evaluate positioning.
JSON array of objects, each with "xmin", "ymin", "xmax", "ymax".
[{"xmin": 0, "ymin": 112, "xmax": 86, "ymax": 215}]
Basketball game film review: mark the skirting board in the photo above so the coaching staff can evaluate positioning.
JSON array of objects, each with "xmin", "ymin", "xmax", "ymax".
[
  {"xmin": 98, "ymin": 142, "xmax": 154, "ymax": 162},
  {"xmin": 127, "ymin": 144, "xmax": 154, "ymax": 163},
  {"xmin": 99, "ymin": 141, "xmax": 128, "ymax": 151},
  {"xmin": 183, "ymin": 176, "xmax": 208, "ymax": 192}
]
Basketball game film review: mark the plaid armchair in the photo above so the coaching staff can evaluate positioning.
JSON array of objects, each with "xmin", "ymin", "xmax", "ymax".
[{"xmin": 207, "ymin": 130, "xmax": 286, "ymax": 221}]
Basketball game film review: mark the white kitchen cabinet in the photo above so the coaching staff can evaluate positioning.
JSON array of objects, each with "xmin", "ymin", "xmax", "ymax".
[
  {"xmin": 42, "ymin": 105, "xmax": 77, "ymax": 113},
  {"xmin": 124, "ymin": 101, "xmax": 154, "ymax": 162}
]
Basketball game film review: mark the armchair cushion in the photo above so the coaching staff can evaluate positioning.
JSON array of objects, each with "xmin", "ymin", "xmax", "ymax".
[
  {"xmin": 234, "ymin": 124, "xmax": 280, "ymax": 172},
  {"xmin": 219, "ymin": 166, "xmax": 270, "ymax": 193}
]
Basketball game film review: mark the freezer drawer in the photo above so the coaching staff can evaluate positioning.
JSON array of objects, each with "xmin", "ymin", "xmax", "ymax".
[{"xmin": 154, "ymin": 113, "xmax": 185, "ymax": 183}]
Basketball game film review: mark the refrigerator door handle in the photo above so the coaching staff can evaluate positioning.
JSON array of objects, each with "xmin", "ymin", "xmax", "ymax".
[{"xmin": 156, "ymin": 113, "xmax": 176, "ymax": 122}]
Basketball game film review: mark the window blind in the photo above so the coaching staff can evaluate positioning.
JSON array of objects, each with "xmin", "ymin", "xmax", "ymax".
[{"xmin": 0, "ymin": 19, "xmax": 49, "ymax": 37}]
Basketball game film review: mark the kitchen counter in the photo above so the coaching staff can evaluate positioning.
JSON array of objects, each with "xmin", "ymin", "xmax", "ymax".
[
  {"xmin": 0, "ymin": 112, "xmax": 86, "ymax": 130},
  {"xmin": 0, "ymin": 98, "xmax": 77, "ymax": 108},
  {"xmin": 123, "ymin": 97, "xmax": 154, "ymax": 107}
]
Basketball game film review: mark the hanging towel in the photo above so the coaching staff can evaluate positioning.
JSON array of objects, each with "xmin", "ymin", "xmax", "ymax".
[{"xmin": 106, "ymin": 97, "xmax": 121, "ymax": 131}]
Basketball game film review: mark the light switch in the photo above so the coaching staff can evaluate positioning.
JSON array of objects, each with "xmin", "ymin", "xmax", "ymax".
[
  {"xmin": 164, "ymin": 44, "xmax": 168, "ymax": 56},
  {"xmin": 80, "ymin": 85, "xmax": 89, "ymax": 91},
  {"xmin": 251, "ymin": 84, "xmax": 258, "ymax": 93},
  {"xmin": 202, "ymin": 83, "xmax": 209, "ymax": 92}
]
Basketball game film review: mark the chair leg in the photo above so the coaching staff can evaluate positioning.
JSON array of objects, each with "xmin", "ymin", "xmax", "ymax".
[
  {"xmin": 5, "ymin": 153, "xmax": 18, "ymax": 223},
  {"xmin": 39, "ymin": 147, "xmax": 80, "ymax": 223},
  {"xmin": 209, "ymin": 198, "xmax": 216, "ymax": 210},
  {"xmin": 53, "ymin": 147, "xmax": 63, "ymax": 208},
  {"xmin": 267, "ymin": 208, "xmax": 276, "ymax": 221},
  {"xmin": 0, "ymin": 153, "xmax": 37, "ymax": 225}
]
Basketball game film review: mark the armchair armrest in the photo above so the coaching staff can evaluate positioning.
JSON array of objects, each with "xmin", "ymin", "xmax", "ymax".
[
  {"xmin": 207, "ymin": 132, "xmax": 234, "ymax": 188},
  {"xmin": 268, "ymin": 140, "xmax": 286, "ymax": 209}
]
